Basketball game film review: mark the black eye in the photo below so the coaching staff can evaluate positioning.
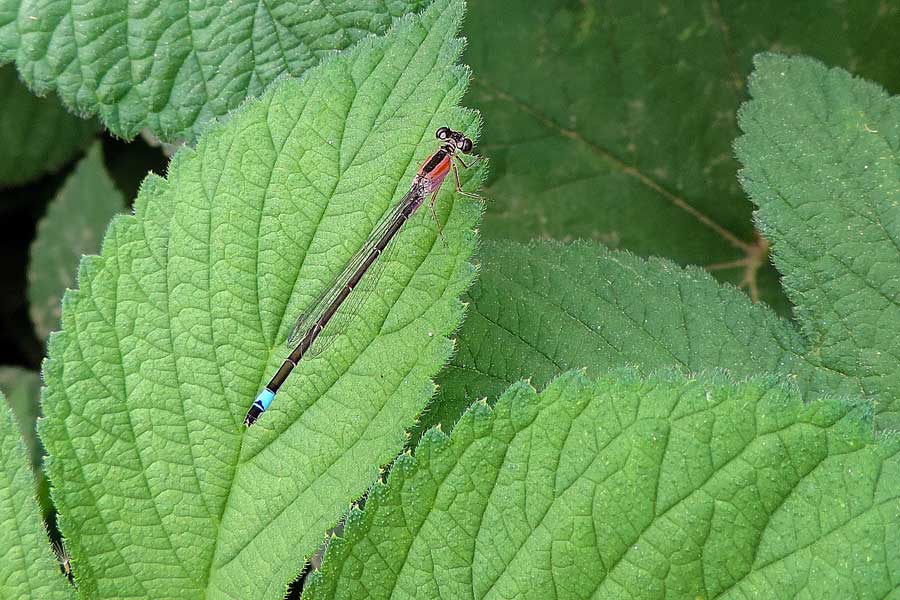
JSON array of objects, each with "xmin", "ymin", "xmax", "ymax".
[
  {"xmin": 460, "ymin": 138, "xmax": 473, "ymax": 153},
  {"xmin": 436, "ymin": 127, "xmax": 451, "ymax": 140}
]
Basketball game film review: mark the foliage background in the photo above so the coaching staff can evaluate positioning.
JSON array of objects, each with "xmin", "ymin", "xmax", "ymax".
[
  {"xmin": 2, "ymin": 1, "xmax": 898, "ymax": 371},
  {"xmin": 1, "ymin": 1, "xmax": 898, "ymax": 598}
]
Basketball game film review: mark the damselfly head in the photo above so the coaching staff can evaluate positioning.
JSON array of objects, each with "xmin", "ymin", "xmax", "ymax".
[{"xmin": 435, "ymin": 127, "xmax": 474, "ymax": 154}]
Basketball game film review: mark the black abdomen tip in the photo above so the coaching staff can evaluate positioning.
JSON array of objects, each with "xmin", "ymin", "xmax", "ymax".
[{"xmin": 244, "ymin": 404, "xmax": 264, "ymax": 427}]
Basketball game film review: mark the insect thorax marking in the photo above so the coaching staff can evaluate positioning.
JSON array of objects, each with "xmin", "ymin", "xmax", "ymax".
[{"xmin": 421, "ymin": 148, "xmax": 448, "ymax": 174}]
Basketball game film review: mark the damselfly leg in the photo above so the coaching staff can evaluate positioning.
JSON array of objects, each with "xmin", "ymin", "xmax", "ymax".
[
  {"xmin": 430, "ymin": 152, "xmax": 482, "ymax": 240},
  {"xmin": 428, "ymin": 191, "xmax": 446, "ymax": 242},
  {"xmin": 451, "ymin": 156, "xmax": 483, "ymax": 200}
]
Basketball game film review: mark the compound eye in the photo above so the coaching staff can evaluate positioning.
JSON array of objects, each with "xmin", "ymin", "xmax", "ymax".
[
  {"xmin": 460, "ymin": 137, "xmax": 473, "ymax": 153},
  {"xmin": 436, "ymin": 127, "xmax": 452, "ymax": 140}
]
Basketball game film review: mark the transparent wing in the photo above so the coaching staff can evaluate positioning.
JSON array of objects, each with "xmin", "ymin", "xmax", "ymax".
[
  {"xmin": 302, "ymin": 220, "xmax": 404, "ymax": 358},
  {"xmin": 286, "ymin": 188, "xmax": 422, "ymax": 354}
]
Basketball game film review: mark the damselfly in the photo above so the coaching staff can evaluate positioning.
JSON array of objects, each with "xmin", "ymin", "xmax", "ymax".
[{"xmin": 244, "ymin": 127, "xmax": 480, "ymax": 427}]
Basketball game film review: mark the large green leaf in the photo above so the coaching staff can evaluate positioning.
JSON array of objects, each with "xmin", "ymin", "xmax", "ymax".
[
  {"xmin": 38, "ymin": 1, "xmax": 481, "ymax": 598},
  {"xmin": 28, "ymin": 143, "xmax": 124, "ymax": 341},
  {"xmin": 0, "ymin": 397, "xmax": 73, "ymax": 600},
  {"xmin": 421, "ymin": 240, "xmax": 855, "ymax": 439},
  {"xmin": 737, "ymin": 54, "xmax": 900, "ymax": 428},
  {"xmin": 1, "ymin": 0, "xmax": 425, "ymax": 142},
  {"xmin": 308, "ymin": 371, "xmax": 900, "ymax": 599},
  {"xmin": 463, "ymin": 0, "xmax": 900, "ymax": 313},
  {"xmin": 0, "ymin": 65, "xmax": 97, "ymax": 188}
]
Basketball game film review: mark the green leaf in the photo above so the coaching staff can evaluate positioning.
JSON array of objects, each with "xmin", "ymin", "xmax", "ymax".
[
  {"xmin": 2, "ymin": 0, "xmax": 426, "ymax": 142},
  {"xmin": 28, "ymin": 143, "xmax": 124, "ymax": 341},
  {"xmin": 308, "ymin": 371, "xmax": 900, "ymax": 599},
  {"xmin": 38, "ymin": 1, "xmax": 480, "ymax": 598},
  {"xmin": 0, "ymin": 65, "xmax": 97, "ymax": 188},
  {"xmin": 0, "ymin": 366, "xmax": 41, "ymax": 469},
  {"xmin": 0, "ymin": 397, "xmax": 73, "ymax": 600},
  {"xmin": 463, "ymin": 0, "xmax": 900, "ymax": 313},
  {"xmin": 737, "ymin": 54, "xmax": 900, "ymax": 428},
  {"xmin": 421, "ymin": 240, "xmax": 859, "ymax": 438},
  {"xmin": 0, "ymin": 366, "xmax": 51, "ymax": 518}
]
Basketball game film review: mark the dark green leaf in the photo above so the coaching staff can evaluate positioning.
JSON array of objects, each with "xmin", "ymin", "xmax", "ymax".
[
  {"xmin": 463, "ymin": 0, "xmax": 900, "ymax": 313},
  {"xmin": 28, "ymin": 143, "xmax": 124, "ymax": 340},
  {"xmin": 0, "ymin": 65, "xmax": 97, "ymax": 188}
]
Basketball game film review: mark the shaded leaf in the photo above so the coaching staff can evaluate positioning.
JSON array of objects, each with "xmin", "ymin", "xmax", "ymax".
[
  {"xmin": 28, "ymin": 143, "xmax": 124, "ymax": 340},
  {"xmin": 38, "ymin": 1, "xmax": 480, "ymax": 598},
  {"xmin": 0, "ymin": 397, "xmax": 72, "ymax": 600},
  {"xmin": 309, "ymin": 371, "xmax": 900, "ymax": 599},
  {"xmin": 0, "ymin": 65, "xmax": 97, "ymax": 188},
  {"xmin": 737, "ymin": 54, "xmax": 900, "ymax": 428},
  {"xmin": 463, "ymin": 0, "xmax": 900, "ymax": 313},
  {"xmin": 2, "ymin": 0, "xmax": 426, "ymax": 142}
]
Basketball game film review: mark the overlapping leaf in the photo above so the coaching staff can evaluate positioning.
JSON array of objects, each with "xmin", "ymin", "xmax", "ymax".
[
  {"xmin": 310, "ymin": 372, "xmax": 900, "ymax": 599},
  {"xmin": 463, "ymin": 0, "xmax": 900, "ymax": 312},
  {"xmin": 422, "ymin": 240, "xmax": 855, "ymax": 437},
  {"xmin": 737, "ymin": 54, "xmax": 900, "ymax": 428},
  {"xmin": 28, "ymin": 143, "xmax": 124, "ymax": 340},
  {"xmin": 0, "ymin": 398, "xmax": 73, "ymax": 600},
  {"xmin": 0, "ymin": 65, "xmax": 96, "ymax": 188},
  {"xmin": 1, "ymin": 0, "xmax": 425, "ymax": 141},
  {"xmin": 425, "ymin": 56, "xmax": 900, "ymax": 436},
  {"xmin": 38, "ymin": 1, "xmax": 481, "ymax": 598}
]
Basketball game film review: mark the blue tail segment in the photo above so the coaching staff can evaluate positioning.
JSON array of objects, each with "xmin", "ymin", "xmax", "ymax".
[{"xmin": 244, "ymin": 388, "xmax": 276, "ymax": 427}]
